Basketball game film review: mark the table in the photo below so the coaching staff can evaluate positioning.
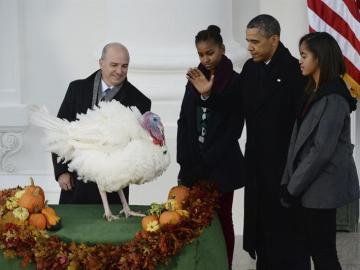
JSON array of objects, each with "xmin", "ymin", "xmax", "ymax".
[{"xmin": 0, "ymin": 204, "xmax": 228, "ymax": 269}]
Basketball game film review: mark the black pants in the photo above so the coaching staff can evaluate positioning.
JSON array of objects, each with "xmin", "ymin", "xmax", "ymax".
[
  {"xmin": 255, "ymin": 201, "xmax": 311, "ymax": 270},
  {"xmin": 302, "ymin": 207, "xmax": 342, "ymax": 270}
]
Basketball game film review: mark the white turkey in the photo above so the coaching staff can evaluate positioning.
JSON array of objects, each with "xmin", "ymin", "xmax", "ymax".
[{"xmin": 29, "ymin": 100, "xmax": 170, "ymax": 221}]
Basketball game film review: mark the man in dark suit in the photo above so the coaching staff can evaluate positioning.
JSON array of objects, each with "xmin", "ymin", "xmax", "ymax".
[
  {"xmin": 241, "ymin": 15, "xmax": 310, "ymax": 269},
  {"xmin": 53, "ymin": 42, "xmax": 151, "ymax": 205}
]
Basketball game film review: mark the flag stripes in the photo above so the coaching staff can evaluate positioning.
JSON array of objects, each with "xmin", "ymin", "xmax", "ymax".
[{"xmin": 307, "ymin": 0, "xmax": 360, "ymax": 98}]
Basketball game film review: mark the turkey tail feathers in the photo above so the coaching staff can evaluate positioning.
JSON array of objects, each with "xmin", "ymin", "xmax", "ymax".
[
  {"xmin": 29, "ymin": 105, "xmax": 68, "ymax": 132},
  {"xmin": 28, "ymin": 105, "xmax": 72, "ymax": 162}
]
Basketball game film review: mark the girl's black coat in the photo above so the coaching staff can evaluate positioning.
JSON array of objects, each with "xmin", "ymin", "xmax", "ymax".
[{"xmin": 177, "ymin": 71, "xmax": 245, "ymax": 193}]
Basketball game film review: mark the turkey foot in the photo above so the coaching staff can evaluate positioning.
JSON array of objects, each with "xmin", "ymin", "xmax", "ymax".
[
  {"xmin": 118, "ymin": 189, "xmax": 145, "ymax": 218},
  {"xmin": 103, "ymin": 213, "xmax": 120, "ymax": 221}
]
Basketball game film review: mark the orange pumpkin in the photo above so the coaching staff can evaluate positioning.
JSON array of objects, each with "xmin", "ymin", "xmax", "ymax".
[
  {"xmin": 29, "ymin": 213, "xmax": 47, "ymax": 230},
  {"xmin": 24, "ymin": 177, "xmax": 45, "ymax": 199},
  {"xmin": 24, "ymin": 177, "xmax": 45, "ymax": 200},
  {"xmin": 41, "ymin": 207, "xmax": 60, "ymax": 228},
  {"xmin": 168, "ymin": 185, "xmax": 190, "ymax": 207},
  {"xmin": 141, "ymin": 215, "xmax": 159, "ymax": 231},
  {"xmin": 18, "ymin": 187, "xmax": 45, "ymax": 213},
  {"xmin": 159, "ymin": 211, "xmax": 182, "ymax": 226}
]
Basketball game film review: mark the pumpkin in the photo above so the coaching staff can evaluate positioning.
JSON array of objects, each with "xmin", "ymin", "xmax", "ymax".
[
  {"xmin": 18, "ymin": 188, "xmax": 45, "ymax": 213},
  {"xmin": 24, "ymin": 177, "xmax": 45, "ymax": 200},
  {"xmin": 29, "ymin": 213, "xmax": 47, "ymax": 230},
  {"xmin": 41, "ymin": 207, "xmax": 61, "ymax": 229},
  {"xmin": 159, "ymin": 211, "xmax": 182, "ymax": 226},
  {"xmin": 168, "ymin": 185, "xmax": 190, "ymax": 207},
  {"xmin": 141, "ymin": 215, "xmax": 160, "ymax": 232}
]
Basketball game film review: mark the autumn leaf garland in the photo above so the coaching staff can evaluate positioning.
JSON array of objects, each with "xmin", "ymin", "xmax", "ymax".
[{"xmin": 0, "ymin": 182, "xmax": 219, "ymax": 270}]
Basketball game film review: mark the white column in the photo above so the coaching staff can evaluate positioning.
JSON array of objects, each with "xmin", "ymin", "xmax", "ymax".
[
  {"xmin": 0, "ymin": 0, "xmax": 21, "ymax": 103},
  {"xmin": 0, "ymin": 0, "xmax": 27, "ymax": 172},
  {"xmin": 104, "ymin": 0, "xmax": 247, "ymax": 100}
]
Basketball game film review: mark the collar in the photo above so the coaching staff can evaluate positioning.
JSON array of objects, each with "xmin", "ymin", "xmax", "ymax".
[
  {"xmin": 101, "ymin": 79, "xmax": 113, "ymax": 92},
  {"xmin": 266, "ymin": 42, "xmax": 287, "ymax": 70},
  {"xmin": 101, "ymin": 79, "xmax": 124, "ymax": 93},
  {"xmin": 264, "ymin": 58, "xmax": 271, "ymax": 65}
]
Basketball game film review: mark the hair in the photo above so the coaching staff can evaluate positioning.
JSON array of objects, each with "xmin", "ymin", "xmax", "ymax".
[
  {"xmin": 299, "ymin": 32, "xmax": 345, "ymax": 92},
  {"xmin": 247, "ymin": 14, "xmax": 281, "ymax": 37},
  {"xmin": 101, "ymin": 42, "xmax": 129, "ymax": 60},
  {"xmin": 195, "ymin": 25, "xmax": 223, "ymax": 47}
]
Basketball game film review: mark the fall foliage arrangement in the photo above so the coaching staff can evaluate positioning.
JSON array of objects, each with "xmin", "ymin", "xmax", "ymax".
[{"xmin": 0, "ymin": 180, "xmax": 219, "ymax": 270}]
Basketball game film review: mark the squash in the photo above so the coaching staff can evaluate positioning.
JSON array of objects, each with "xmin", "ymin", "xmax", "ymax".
[
  {"xmin": 141, "ymin": 215, "xmax": 160, "ymax": 232},
  {"xmin": 176, "ymin": 209, "xmax": 190, "ymax": 219},
  {"xmin": 168, "ymin": 185, "xmax": 190, "ymax": 207},
  {"xmin": 164, "ymin": 199, "xmax": 181, "ymax": 211},
  {"xmin": 159, "ymin": 211, "xmax": 182, "ymax": 226},
  {"xmin": 5, "ymin": 196, "xmax": 18, "ymax": 210},
  {"xmin": 29, "ymin": 213, "xmax": 47, "ymax": 230},
  {"xmin": 13, "ymin": 207, "xmax": 30, "ymax": 221},
  {"xmin": 47, "ymin": 219, "xmax": 62, "ymax": 231},
  {"xmin": 14, "ymin": 189, "xmax": 26, "ymax": 199},
  {"xmin": 0, "ymin": 211, "xmax": 25, "ymax": 226},
  {"xmin": 24, "ymin": 177, "xmax": 45, "ymax": 200},
  {"xmin": 41, "ymin": 207, "xmax": 61, "ymax": 229},
  {"xmin": 18, "ymin": 188, "xmax": 45, "ymax": 213}
]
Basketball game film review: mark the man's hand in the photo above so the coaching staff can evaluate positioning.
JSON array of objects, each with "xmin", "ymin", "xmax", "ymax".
[
  {"xmin": 58, "ymin": 172, "xmax": 74, "ymax": 191},
  {"xmin": 186, "ymin": 68, "xmax": 214, "ymax": 97}
]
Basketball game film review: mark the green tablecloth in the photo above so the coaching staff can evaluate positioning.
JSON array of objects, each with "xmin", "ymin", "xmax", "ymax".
[{"xmin": 0, "ymin": 204, "xmax": 228, "ymax": 269}]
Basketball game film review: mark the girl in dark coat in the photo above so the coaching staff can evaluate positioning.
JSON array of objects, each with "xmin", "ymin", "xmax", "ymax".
[
  {"xmin": 281, "ymin": 32, "xmax": 359, "ymax": 270},
  {"xmin": 177, "ymin": 25, "xmax": 245, "ymax": 269}
]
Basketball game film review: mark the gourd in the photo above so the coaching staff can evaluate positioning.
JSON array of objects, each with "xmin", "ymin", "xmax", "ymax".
[
  {"xmin": 164, "ymin": 199, "xmax": 181, "ymax": 211},
  {"xmin": 41, "ymin": 206, "xmax": 61, "ymax": 229},
  {"xmin": 0, "ymin": 211, "xmax": 24, "ymax": 226},
  {"xmin": 176, "ymin": 209, "xmax": 190, "ymax": 219},
  {"xmin": 12, "ymin": 207, "xmax": 29, "ymax": 221}
]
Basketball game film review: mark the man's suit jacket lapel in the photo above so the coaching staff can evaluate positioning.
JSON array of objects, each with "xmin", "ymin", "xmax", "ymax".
[
  {"xmin": 245, "ymin": 49, "xmax": 285, "ymax": 120},
  {"xmin": 80, "ymin": 74, "xmax": 96, "ymax": 115},
  {"xmin": 113, "ymin": 80, "xmax": 128, "ymax": 105}
]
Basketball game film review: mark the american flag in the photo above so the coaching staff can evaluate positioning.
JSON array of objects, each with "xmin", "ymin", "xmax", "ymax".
[{"xmin": 307, "ymin": 0, "xmax": 360, "ymax": 99}]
